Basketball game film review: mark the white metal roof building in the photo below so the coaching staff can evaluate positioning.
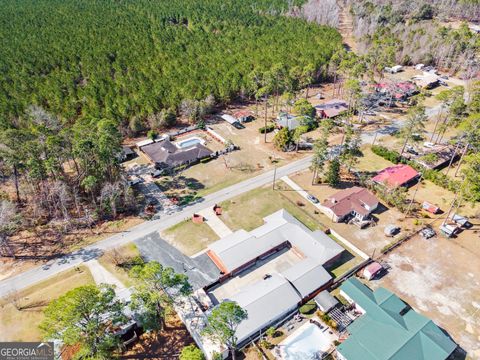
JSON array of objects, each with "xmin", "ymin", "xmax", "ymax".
[
  {"xmin": 207, "ymin": 209, "xmax": 344, "ymax": 274},
  {"xmin": 228, "ymin": 273, "xmax": 301, "ymax": 343},
  {"xmin": 220, "ymin": 114, "xmax": 239, "ymax": 125},
  {"xmin": 314, "ymin": 290, "xmax": 339, "ymax": 313},
  {"xmin": 204, "ymin": 210, "xmax": 344, "ymax": 346},
  {"xmin": 281, "ymin": 258, "xmax": 332, "ymax": 298}
]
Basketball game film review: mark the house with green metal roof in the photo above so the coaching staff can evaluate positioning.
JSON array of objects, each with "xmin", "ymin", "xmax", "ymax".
[{"xmin": 336, "ymin": 278, "xmax": 457, "ymax": 360}]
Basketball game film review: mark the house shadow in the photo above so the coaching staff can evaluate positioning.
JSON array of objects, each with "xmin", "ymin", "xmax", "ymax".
[
  {"xmin": 372, "ymin": 202, "xmax": 389, "ymax": 216},
  {"xmin": 325, "ymin": 250, "xmax": 355, "ymax": 277},
  {"xmin": 446, "ymin": 341, "xmax": 467, "ymax": 360}
]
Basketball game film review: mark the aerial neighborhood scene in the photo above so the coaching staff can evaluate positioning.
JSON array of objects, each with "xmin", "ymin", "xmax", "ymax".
[{"xmin": 1, "ymin": 0, "xmax": 480, "ymax": 359}]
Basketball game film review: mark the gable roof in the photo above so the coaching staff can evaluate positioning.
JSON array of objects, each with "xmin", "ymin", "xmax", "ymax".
[
  {"xmin": 323, "ymin": 187, "xmax": 378, "ymax": 218},
  {"xmin": 314, "ymin": 290, "xmax": 339, "ymax": 312},
  {"xmin": 228, "ymin": 273, "xmax": 301, "ymax": 342},
  {"xmin": 281, "ymin": 258, "xmax": 332, "ymax": 298},
  {"xmin": 338, "ymin": 278, "xmax": 456, "ymax": 360},
  {"xmin": 372, "ymin": 165, "xmax": 419, "ymax": 188},
  {"xmin": 277, "ymin": 113, "xmax": 303, "ymax": 130}
]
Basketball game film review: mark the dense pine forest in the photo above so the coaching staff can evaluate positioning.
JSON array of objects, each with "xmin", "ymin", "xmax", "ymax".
[
  {"xmin": 0, "ymin": 0, "xmax": 341, "ymax": 256},
  {"xmin": 0, "ymin": 0, "xmax": 340, "ymax": 130}
]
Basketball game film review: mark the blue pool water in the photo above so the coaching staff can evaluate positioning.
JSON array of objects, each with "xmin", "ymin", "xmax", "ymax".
[{"xmin": 177, "ymin": 138, "xmax": 202, "ymax": 148}]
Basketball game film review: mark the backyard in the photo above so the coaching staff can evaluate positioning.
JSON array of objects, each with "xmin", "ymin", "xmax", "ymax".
[{"xmin": 287, "ymin": 170, "xmax": 419, "ymax": 255}]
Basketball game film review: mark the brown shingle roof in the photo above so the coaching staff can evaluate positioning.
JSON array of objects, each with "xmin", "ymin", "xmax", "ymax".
[{"xmin": 322, "ymin": 187, "xmax": 378, "ymax": 218}]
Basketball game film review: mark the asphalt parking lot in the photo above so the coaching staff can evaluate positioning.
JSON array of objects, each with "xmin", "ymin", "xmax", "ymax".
[{"xmin": 135, "ymin": 231, "xmax": 220, "ymax": 290}]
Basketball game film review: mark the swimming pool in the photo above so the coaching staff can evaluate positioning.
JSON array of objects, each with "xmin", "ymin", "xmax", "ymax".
[
  {"xmin": 176, "ymin": 136, "xmax": 205, "ymax": 148},
  {"xmin": 278, "ymin": 322, "xmax": 335, "ymax": 360}
]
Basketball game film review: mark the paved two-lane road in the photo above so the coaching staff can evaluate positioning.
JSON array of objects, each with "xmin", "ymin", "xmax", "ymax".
[{"xmin": 0, "ymin": 155, "xmax": 313, "ymax": 297}]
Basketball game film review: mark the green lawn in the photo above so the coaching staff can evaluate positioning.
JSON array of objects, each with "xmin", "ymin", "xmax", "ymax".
[
  {"xmin": 97, "ymin": 243, "xmax": 142, "ymax": 287},
  {"xmin": 161, "ymin": 219, "xmax": 220, "ymax": 256},
  {"xmin": 220, "ymin": 184, "xmax": 327, "ymax": 232}
]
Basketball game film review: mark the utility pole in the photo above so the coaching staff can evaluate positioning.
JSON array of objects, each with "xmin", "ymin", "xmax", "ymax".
[
  {"xmin": 264, "ymin": 95, "xmax": 268, "ymax": 143},
  {"xmin": 445, "ymin": 140, "xmax": 463, "ymax": 176},
  {"xmin": 442, "ymin": 190, "xmax": 460, "ymax": 228},
  {"xmin": 272, "ymin": 165, "xmax": 277, "ymax": 190},
  {"xmin": 404, "ymin": 173, "xmax": 423, "ymax": 219},
  {"xmin": 372, "ymin": 127, "xmax": 379, "ymax": 146}
]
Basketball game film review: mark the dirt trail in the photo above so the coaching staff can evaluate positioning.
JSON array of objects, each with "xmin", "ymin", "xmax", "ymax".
[{"xmin": 336, "ymin": 0, "xmax": 357, "ymax": 52}]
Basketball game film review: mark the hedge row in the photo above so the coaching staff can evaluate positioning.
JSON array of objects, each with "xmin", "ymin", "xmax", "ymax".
[
  {"xmin": 258, "ymin": 124, "xmax": 275, "ymax": 134},
  {"xmin": 371, "ymin": 145, "xmax": 402, "ymax": 164}
]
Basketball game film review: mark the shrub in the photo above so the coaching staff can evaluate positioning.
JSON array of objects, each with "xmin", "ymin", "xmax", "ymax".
[
  {"xmin": 200, "ymin": 157, "xmax": 212, "ymax": 164},
  {"xmin": 299, "ymin": 300, "xmax": 317, "ymax": 315},
  {"xmin": 371, "ymin": 145, "xmax": 401, "ymax": 164},
  {"xmin": 266, "ymin": 327, "xmax": 276, "ymax": 338},
  {"xmin": 147, "ymin": 129, "xmax": 157, "ymax": 140},
  {"xmin": 180, "ymin": 345, "xmax": 205, "ymax": 360},
  {"xmin": 259, "ymin": 124, "xmax": 275, "ymax": 133},
  {"xmin": 259, "ymin": 339, "xmax": 274, "ymax": 350}
]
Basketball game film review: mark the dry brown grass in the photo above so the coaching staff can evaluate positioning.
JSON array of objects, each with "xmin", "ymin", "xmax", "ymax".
[{"xmin": 0, "ymin": 266, "xmax": 94, "ymax": 341}]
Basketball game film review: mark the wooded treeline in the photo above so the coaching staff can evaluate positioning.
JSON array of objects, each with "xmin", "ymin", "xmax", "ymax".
[
  {"xmin": 0, "ymin": 0, "xmax": 340, "ymax": 132},
  {"xmin": 344, "ymin": 0, "xmax": 480, "ymax": 75},
  {"xmin": 0, "ymin": 0, "xmax": 341, "ymax": 256}
]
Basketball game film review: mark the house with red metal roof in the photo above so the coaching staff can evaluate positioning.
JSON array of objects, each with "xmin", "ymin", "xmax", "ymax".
[
  {"xmin": 321, "ymin": 187, "xmax": 379, "ymax": 223},
  {"xmin": 372, "ymin": 164, "xmax": 419, "ymax": 188}
]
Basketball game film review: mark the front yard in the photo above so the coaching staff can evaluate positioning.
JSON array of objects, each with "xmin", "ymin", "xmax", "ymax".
[
  {"xmin": 219, "ymin": 184, "xmax": 325, "ymax": 232},
  {"xmin": 97, "ymin": 243, "xmax": 142, "ymax": 287},
  {"xmin": 0, "ymin": 266, "xmax": 94, "ymax": 341},
  {"xmin": 161, "ymin": 219, "xmax": 220, "ymax": 256}
]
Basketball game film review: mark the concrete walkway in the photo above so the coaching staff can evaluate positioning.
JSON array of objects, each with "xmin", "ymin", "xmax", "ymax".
[
  {"xmin": 197, "ymin": 207, "xmax": 233, "ymax": 238},
  {"xmin": 84, "ymin": 259, "xmax": 126, "ymax": 293}
]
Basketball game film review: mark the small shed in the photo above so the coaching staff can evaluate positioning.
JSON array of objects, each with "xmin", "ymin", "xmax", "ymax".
[
  {"xmin": 221, "ymin": 114, "xmax": 239, "ymax": 125},
  {"xmin": 119, "ymin": 145, "xmax": 136, "ymax": 162},
  {"xmin": 314, "ymin": 290, "xmax": 339, "ymax": 313},
  {"xmin": 233, "ymin": 110, "xmax": 254, "ymax": 123},
  {"xmin": 440, "ymin": 224, "xmax": 458, "ymax": 238},
  {"xmin": 452, "ymin": 214, "xmax": 472, "ymax": 228},
  {"xmin": 362, "ymin": 262, "xmax": 384, "ymax": 281},
  {"xmin": 422, "ymin": 201, "xmax": 440, "ymax": 214}
]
